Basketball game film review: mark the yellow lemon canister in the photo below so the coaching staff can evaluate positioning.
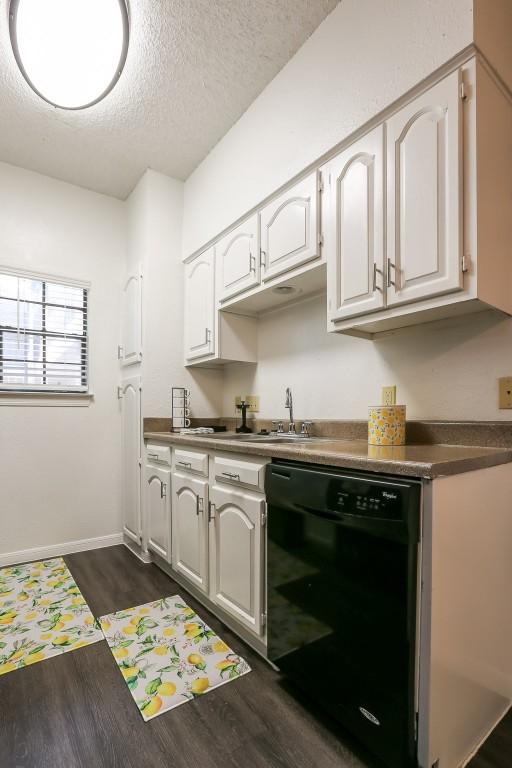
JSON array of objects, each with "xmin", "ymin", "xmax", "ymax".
[{"xmin": 368, "ymin": 405, "xmax": 406, "ymax": 446}]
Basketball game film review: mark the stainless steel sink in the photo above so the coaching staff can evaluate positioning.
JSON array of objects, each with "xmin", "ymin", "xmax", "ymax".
[{"xmin": 189, "ymin": 432, "xmax": 329, "ymax": 444}]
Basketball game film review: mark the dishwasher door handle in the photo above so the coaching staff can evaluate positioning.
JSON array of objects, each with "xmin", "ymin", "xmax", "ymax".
[
  {"xmin": 293, "ymin": 503, "xmax": 407, "ymax": 541},
  {"xmin": 295, "ymin": 504, "xmax": 342, "ymax": 522}
]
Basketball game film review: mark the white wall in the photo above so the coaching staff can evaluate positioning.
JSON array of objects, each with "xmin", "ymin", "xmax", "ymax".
[
  {"xmin": 0, "ymin": 161, "xmax": 126, "ymax": 557},
  {"xmin": 222, "ymin": 297, "xmax": 512, "ymax": 420},
  {"xmin": 183, "ymin": 0, "xmax": 512, "ymax": 423},
  {"xmin": 126, "ymin": 170, "xmax": 223, "ymax": 419}
]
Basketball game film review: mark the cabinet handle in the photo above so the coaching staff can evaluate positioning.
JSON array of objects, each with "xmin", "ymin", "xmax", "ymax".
[
  {"xmin": 260, "ymin": 249, "xmax": 266, "ymax": 269},
  {"xmin": 196, "ymin": 495, "xmax": 204, "ymax": 516},
  {"xmin": 222, "ymin": 471, "xmax": 241, "ymax": 481},
  {"xmin": 249, "ymin": 253, "xmax": 256, "ymax": 273},
  {"xmin": 372, "ymin": 263, "xmax": 383, "ymax": 293},
  {"xmin": 387, "ymin": 258, "xmax": 396, "ymax": 288},
  {"xmin": 177, "ymin": 460, "xmax": 192, "ymax": 468},
  {"xmin": 205, "ymin": 328, "xmax": 212, "ymax": 346},
  {"xmin": 208, "ymin": 501, "xmax": 216, "ymax": 522},
  {"xmin": 147, "ymin": 453, "xmax": 159, "ymax": 460},
  {"xmin": 161, "ymin": 482, "xmax": 167, "ymax": 499}
]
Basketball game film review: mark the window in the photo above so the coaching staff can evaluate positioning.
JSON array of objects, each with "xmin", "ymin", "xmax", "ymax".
[{"xmin": 0, "ymin": 268, "xmax": 89, "ymax": 392}]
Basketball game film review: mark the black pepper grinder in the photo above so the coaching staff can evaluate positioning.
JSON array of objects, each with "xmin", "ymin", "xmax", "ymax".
[{"xmin": 236, "ymin": 400, "xmax": 253, "ymax": 433}]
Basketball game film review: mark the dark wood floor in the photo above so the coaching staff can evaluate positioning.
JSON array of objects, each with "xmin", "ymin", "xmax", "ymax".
[{"xmin": 0, "ymin": 545, "xmax": 509, "ymax": 768}]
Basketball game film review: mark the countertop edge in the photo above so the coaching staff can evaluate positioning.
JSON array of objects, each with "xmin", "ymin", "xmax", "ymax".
[{"xmin": 143, "ymin": 432, "xmax": 512, "ymax": 479}]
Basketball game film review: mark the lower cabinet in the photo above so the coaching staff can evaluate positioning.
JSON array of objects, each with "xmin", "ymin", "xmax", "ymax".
[
  {"xmin": 147, "ymin": 447, "xmax": 268, "ymax": 646},
  {"xmin": 209, "ymin": 483, "xmax": 266, "ymax": 636},
  {"xmin": 145, "ymin": 465, "xmax": 171, "ymax": 562},
  {"xmin": 171, "ymin": 471, "xmax": 209, "ymax": 594}
]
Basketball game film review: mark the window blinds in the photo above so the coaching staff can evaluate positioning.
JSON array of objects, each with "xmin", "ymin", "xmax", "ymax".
[{"xmin": 0, "ymin": 270, "xmax": 89, "ymax": 392}]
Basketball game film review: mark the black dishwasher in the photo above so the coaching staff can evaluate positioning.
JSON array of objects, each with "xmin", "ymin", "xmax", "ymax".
[{"xmin": 266, "ymin": 460, "xmax": 421, "ymax": 768}]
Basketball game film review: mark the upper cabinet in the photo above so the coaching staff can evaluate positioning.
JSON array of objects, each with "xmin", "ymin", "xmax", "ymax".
[
  {"xmin": 326, "ymin": 58, "xmax": 512, "ymax": 336},
  {"xmin": 119, "ymin": 269, "xmax": 142, "ymax": 366},
  {"xmin": 184, "ymin": 248, "xmax": 257, "ymax": 368},
  {"xmin": 323, "ymin": 126, "xmax": 385, "ymax": 322},
  {"xmin": 184, "ymin": 247, "xmax": 215, "ymax": 361},
  {"xmin": 259, "ymin": 171, "xmax": 321, "ymax": 283},
  {"xmin": 217, "ymin": 215, "xmax": 260, "ymax": 303},
  {"xmin": 184, "ymin": 56, "xmax": 512, "ymax": 345},
  {"xmin": 386, "ymin": 69, "xmax": 462, "ymax": 307}
]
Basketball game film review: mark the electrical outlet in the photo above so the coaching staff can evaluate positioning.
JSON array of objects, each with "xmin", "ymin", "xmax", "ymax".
[
  {"xmin": 498, "ymin": 377, "xmax": 512, "ymax": 409},
  {"xmin": 234, "ymin": 395, "xmax": 259, "ymax": 413},
  {"xmin": 245, "ymin": 395, "xmax": 260, "ymax": 413},
  {"xmin": 381, "ymin": 386, "xmax": 397, "ymax": 406}
]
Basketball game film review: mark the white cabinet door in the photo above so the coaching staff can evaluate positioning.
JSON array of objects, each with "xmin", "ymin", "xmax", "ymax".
[
  {"xmin": 145, "ymin": 465, "xmax": 171, "ymax": 562},
  {"xmin": 217, "ymin": 215, "xmax": 259, "ymax": 302},
  {"xmin": 184, "ymin": 248, "xmax": 215, "ymax": 361},
  {"xmin": 386, "ymin": 69, "xmax": 463, "ymax": 306},
  {"xmin": 120, "ymin": 269, "xmax": 142, "ymax": 366},
  {"xmin": 210, "ymin": 484, "xmax": 265, "ymax": 636},
  {"xmin": 171, "ymin": 472, "xmax": 209, "ymax": 593},
  {"xmin": 121, "ymin": 376, "xmax": 141, "ymax": 545},
  {"xmin": 259, "ymin": 171, "xmax": 321, "ymax": 282},
  {"xmin": 324, "ymin": 126, "xmax": 385, "ymax": 322}
]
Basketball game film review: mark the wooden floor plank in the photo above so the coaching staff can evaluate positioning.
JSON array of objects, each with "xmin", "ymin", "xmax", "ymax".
[{"xmin": 0, "ymin": 545, "xmax": 509, "ymax": 768}]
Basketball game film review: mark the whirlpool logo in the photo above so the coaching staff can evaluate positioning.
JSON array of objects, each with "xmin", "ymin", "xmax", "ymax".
[{"xmin": 359, "ymin": 707, "xmax": 381, "ymax": 726}]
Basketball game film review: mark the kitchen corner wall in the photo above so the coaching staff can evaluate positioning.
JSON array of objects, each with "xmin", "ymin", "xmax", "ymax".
[
  {"xmin": 0, "ymin": 161, "xmax": 126, "ymax": 557},
  {"xmin": 126, "ymin": 170, "xmax": 223, "ymax": 419},
  {"xmin": 183, "ymin": 0, "xmax": 512, "ymax": 422}
]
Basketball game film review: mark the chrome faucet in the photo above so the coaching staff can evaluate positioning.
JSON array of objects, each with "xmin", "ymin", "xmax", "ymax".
[{"xmin": 285, "ymin": 387, "xmax": 295, "ymax": 434}]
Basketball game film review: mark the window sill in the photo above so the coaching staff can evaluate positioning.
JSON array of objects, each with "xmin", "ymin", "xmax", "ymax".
[{"xmin": 0, "ymin": 392, "xmax": 94, "ymax": 407}]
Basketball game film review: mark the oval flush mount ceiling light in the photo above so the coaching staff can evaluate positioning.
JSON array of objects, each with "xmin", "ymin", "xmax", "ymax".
[{"xmin": 9, "ymin": 0, "xmax": 129, "ymax": 110}]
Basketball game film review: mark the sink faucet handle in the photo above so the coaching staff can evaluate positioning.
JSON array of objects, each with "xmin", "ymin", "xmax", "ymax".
[
  {"xmin": 300, "ymin": 421, "xmax": 314, "ymax": 437},
  {"xmin": 288, "ymin": 421, "xmax": 296, "ymax": 434},
  {"xmin": 271, "ymin": 420, "xmax": 279, "ymax": 435}
]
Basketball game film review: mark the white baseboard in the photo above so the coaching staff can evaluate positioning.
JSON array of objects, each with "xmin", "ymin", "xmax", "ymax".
[{"xmin": 0, "ymin": 533, "xmax": 124, "ymax": 568}]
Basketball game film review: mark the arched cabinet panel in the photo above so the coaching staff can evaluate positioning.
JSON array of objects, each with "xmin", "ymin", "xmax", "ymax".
[
  {"xmin": 260, "ymin": 171, "xmax": 321, "ymax": 282},
  {"xmin": 386, "ymin": 68, "xmax": 462, "ymax": 306},
  {"xmin": 145, "ymin": 466, "xmax": 171, "ymax": 562},
  {"xmin": 324, "ymin": 126, "xmax": 385, "ymax": 322},
  {"xmin": 217, "ymin": 215, "xmax": 259, "ymax": 302},
  {"xmin": 210, "ymin": 484, "xmax": 265, "ymax": 636},
  {"xmin": 120, "ymin": 270, "xmax": 142, "ymax": 366},
  {"xmin": 171, "ymin": 472, "xmax": 209, "ymax": 593},
  {"xmin": 120, "ymin": 376, "xmax": 141, "ymax": 545},
  {"xmin": 184, "ymin": 248, "xmax": 215, "ymax": 361}
]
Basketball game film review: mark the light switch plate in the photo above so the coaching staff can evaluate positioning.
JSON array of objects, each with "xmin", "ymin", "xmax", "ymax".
[
  {"xmin": 498, "ymin": 377, "xmax": 512, "ymax": 409},
  {"xmin": 381, "ymin": 386, "xmax": 397, "ymax": 406}
]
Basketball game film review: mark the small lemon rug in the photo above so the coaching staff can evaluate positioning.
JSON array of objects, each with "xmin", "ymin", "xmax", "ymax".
[
  {"xmin": 0, "ymin": 557, "xmax": 103, "ymax": 676},
  {"xmin": 99, "ymin": 596, "xmax": 251, "ymax": 721}
]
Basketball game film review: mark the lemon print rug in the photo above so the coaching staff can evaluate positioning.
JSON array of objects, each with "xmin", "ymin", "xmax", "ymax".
[
  {"xmin": 0, "ymin": 557, "xmax": 103, "ymax": 676},
  {"xmin": 99, "ymin": 596, "xmax": 251, "ymax": 721}
]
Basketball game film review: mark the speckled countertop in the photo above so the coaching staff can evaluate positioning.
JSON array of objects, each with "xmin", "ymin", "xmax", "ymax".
[{"xmin": 143, "ymin": 431, "xmax": 512, "ymax": 479}]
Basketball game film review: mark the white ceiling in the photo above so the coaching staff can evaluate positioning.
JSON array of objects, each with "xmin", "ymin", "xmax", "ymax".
[{"xmin": 0, "ymin": 0, "xmax": 338, "ymax": 199}]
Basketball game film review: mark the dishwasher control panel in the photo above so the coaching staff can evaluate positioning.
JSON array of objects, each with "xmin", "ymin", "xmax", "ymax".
[{"xmin": 325, "ymin": 477, "xmax": 409, "ymax": 520}]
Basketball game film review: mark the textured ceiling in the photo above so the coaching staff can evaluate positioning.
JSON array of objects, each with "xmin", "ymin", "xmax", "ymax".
[{"xmin": 0, "ymin": 0, "xmax": 339, "ymax": 198}]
